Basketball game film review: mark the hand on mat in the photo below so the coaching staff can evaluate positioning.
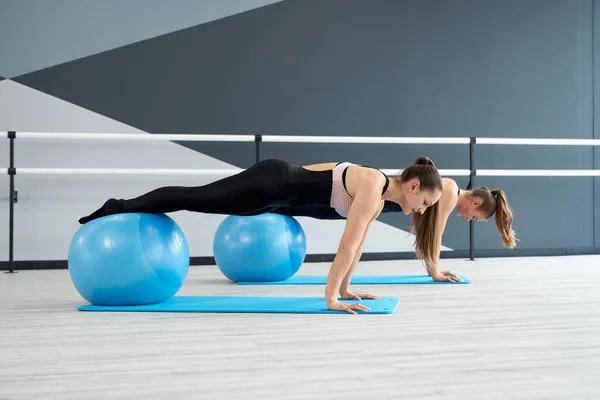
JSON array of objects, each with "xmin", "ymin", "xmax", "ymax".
[
  {"xmin": 433, "ymin": 271, "xmax": 462, "ymax": 283},
  {"xmin": 339, "ymin": 290, "xmax": 379, "ymax": 301},
  {"xmin": 327, "ymin": 299, "xmax": 371, "ymax": 314}
]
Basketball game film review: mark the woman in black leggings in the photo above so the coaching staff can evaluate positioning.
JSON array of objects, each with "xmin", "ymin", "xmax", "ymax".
[{"xmin": 79, "ymin": 156, "xmax": 444, "ymax": 314}]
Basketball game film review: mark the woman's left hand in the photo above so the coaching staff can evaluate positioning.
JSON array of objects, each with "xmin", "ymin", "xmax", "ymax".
[{"xmin": 339, "ymin": 290, "xmax": 379, "ymax": 301}]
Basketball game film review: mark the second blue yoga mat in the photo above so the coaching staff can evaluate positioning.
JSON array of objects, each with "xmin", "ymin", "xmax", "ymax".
[
  {"xmin": 237, "ymin": 274, "xmax": 471, "ymax": 285},
  {"xmin": 78, "ymin": 295, "xmax": 399, "ymax": 314}
]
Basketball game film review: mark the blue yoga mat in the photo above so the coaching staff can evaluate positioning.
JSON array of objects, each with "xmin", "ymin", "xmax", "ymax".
[
  {"xmin": 78, "ymin": 295, "xmax": 399, "ymax": 314},
  {"xmin": 237, "ymin": 274, "xmax": 471, "ymax": 285}
]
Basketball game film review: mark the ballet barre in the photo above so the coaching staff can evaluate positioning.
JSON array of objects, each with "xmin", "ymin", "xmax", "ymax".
[
  {"xmin": 7, "ymin": 168, "xmax": 471, "ymax": 176},
  {"xmin": 8, "ymin": 131, "xmax": 600, "ymax": 145},
  {"xmin": 4, "ymin": 130, "xmax": 600, "ymax": 274},
  {"xmin": 7, "ymin": 168, "xmax": 600, "ymax": 177}
]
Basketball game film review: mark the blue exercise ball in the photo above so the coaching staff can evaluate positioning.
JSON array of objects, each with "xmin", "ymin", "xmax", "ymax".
[
  {"xmin": 68, "ymin": 213, "xmax": 190, "ymax": 306},
  {"xmin": 213, "ymin": 213, "xmax": 306, "ymax": 282}
]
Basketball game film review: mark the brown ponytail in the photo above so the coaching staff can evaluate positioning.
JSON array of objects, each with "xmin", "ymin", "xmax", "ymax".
[
  {"xmin": 491, "ymin": 189, "xmax": 517, "ymax": 248},
  {"xmin": 401, "ymin": 157, "xmax": 443, "ymax": 267},
  {"xmin": 414, "ymin": 156, "xmax": 434, "ymax": 166},
  {"xmin": 471, "ymin": 187, "xmax": 517, "ymax": 248},
  {"xmin": 411, "ymin": 201, "xmax": 442, "ymax": 267}
]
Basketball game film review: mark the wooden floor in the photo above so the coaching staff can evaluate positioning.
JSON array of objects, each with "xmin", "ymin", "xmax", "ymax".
[{"xmin": 1, "ymin": 255, "xmax": 600, "ymax": 400}]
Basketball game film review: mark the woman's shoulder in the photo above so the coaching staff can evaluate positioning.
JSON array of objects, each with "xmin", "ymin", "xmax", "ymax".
[
  {"xmin": 442, "ymin": 177, "xmax": 458, "ymax": 195},
  {"xmin": 440, "ymin": 178, "xmax": 460, "ymax": 209},
  {"xmin": 348, "ymin": 164, "xmax": 388, "ymax": 191}
]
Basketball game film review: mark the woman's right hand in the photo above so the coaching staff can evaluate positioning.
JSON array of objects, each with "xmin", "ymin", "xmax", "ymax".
[
  {"xmin": 326, "ymin": 299, "xmax": 371, "ymax": 314},
  {"xmin": 432, "ymin": 271, "xmax": 462, "ymax": 283}
]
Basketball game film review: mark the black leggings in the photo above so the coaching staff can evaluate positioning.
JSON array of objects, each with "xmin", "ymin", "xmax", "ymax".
[
  {"xmin": 271, "ymin": 205, "xmax": 346, "ymax": 220},
  {"xmin": 78, "ymin": 159, "xmax": 334, "ymax": 224},
  {"xmin": 271, "ymin": 200, "xmax": 404, "ymax": 220}
]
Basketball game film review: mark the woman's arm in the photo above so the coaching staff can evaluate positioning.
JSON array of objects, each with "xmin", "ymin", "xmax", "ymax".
[
  {"xmin": 325, "ymin": 183, "xmax": 383, "ymax": 313},
  {"xmin": 426, "ymin": 178, "xmax": 461, "ymax": 282},
  {"xmin": 424, "ymin": 211, "xmax": 450, "ymax": 278},
  {"xmin": 338, "ymin": 202, "xmax": 383, "ymax": 299}
]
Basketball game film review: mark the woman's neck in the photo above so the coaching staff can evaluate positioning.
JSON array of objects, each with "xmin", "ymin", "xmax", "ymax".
[
  {"xmin": 457, "ymin": 188, "xmax": 470, "ymax": 207},
  {"xmin": 382, "ymin": 178, "xmax": 403, "ymax": 202}
]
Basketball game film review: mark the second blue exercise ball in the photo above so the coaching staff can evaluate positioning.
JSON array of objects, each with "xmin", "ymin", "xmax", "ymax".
[
  {"xmin": 68, "ymin": 213, "xmax": 190, "ymax": 306},
  {"xmin": 213, "ymin": 213, "xmax": 307, "ymax": 282}
]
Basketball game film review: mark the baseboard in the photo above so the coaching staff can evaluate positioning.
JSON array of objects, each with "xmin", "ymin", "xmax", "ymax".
[{"xmin": 2, "ymin": 247, "xmax": 600, "ymax": 271}]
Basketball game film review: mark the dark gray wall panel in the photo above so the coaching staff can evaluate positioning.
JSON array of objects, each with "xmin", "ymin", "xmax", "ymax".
[{"xmin": 14, "ymin": 0, "xmax": 584, "ymax": 140}]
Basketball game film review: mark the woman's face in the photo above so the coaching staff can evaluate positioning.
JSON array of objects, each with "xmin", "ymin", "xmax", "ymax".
[
  {"xmin": 401, "ymin": 179, "xmax": 442, "ymax": 215},
  {"xmin": 457, "ymin": 195, "xmax": 486, "ymax": 221}
]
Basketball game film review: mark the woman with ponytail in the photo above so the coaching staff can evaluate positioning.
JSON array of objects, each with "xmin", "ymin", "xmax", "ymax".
[
  {"xmin": 403, "ymin": 178, "xmax": 517, "ymax": 282},
  {"xmin": 455, "ymin": 187, "xmax": 517, "ymax": 248},
  {"xmin": 79, "ymin": 156, "xmax": 444, "ymax": 314},
  {"xmin": 272, "ymin": 174, "xmax": 517, "ymax": 284}
]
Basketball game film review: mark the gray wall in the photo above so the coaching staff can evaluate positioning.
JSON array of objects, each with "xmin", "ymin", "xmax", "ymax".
[
  {"xmin": 0, "ymin": 0, "xmax": 285, "ymax": 77},
  {"xmin": 0, "ymin": 0, "xmax": 598, "ymax": 265}
]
